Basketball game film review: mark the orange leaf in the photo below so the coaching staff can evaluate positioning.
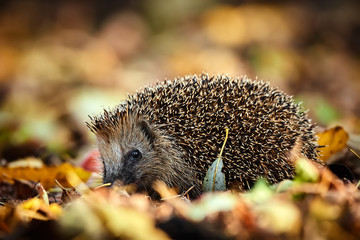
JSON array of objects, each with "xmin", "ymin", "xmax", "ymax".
[
  {"xmin": 317, "ymin": 126, "xmax": 349, "ymax": 162},
  {"xmin": 0, "ymin": 162, "xmax": 91, "ymax": 189}
]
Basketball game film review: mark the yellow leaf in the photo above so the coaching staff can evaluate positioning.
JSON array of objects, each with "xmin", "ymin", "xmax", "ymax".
[
  {"xmin": 49, "ymin": 203, "xmax": 63, "ymax": 217},
  {"xmin": 317, "ymin": 126, "xmax": 349, "ymax": 161},
  {"xmin": 16, "ymin": 198, "xmax": 61, "ymax": 221}
]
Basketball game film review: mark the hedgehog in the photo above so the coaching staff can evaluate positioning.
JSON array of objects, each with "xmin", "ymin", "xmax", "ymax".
[{"xmin": 87, "ymin": 73, "xmax": 321, "ymax": 199}]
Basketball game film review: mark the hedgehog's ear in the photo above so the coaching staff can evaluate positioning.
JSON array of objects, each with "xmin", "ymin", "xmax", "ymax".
[{"xmin": 138, "ymin": 120, "xmax": 155, "ymax": 144}]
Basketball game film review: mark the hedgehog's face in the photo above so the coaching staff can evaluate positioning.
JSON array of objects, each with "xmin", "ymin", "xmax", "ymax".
[{"xmin": 96, "ymin": 118, "xmax": 165, "ymax": 193}]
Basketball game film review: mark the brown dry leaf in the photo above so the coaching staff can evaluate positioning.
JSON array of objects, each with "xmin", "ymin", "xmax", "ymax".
[
  {"xmin": 317, "ymin": 126, "xmax": 349, "ymax": 161},
  {"xmin": 0, "ymin": 162, "xmax": 91, "ymax": 189},
  {"xmin": 56, "ymin": 180, "xmax": 81, "ymax": 204},
  {"xmin": 12, "ymin": 180, "xmax": 39, "ymax": 200},
  {"xmin": 61, "ymin": 188, "xmax": 80, "ymax": 204},
  {"xmin": 0, "ymin": 180, "xmax": 47, "ymax": 206}
]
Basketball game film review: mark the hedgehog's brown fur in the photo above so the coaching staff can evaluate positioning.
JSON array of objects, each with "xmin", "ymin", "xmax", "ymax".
[{"xmin": 88, "ymin": 73, "xmax": 321, "ymax": 199}]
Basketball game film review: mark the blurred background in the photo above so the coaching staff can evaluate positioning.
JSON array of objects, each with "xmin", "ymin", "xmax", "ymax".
[{"xmin": 0, "ymin": 0, "xmax": 359, "ymax": 163}]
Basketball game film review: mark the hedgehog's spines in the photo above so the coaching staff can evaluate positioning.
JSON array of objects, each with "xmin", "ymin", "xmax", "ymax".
[{"xmin": 88, "ymin": 73, "xmax": 321, "ymax": 197}]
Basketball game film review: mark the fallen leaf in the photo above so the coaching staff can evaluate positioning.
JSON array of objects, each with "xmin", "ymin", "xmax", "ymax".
[
  {"xmin": 203, "ymin": 129, "xmax": 228, "ymax": 192},
  {"xmin": 294, "ymin": 158, "xmax": 320, "ymax": 183},
  {"xmin": 16, "ymin": 198, "xmax": 61, "ymax": 222},
  {"xmin": 0, "ymin": 163, "xmax": 91, "ymax": 189},
  {"xmin": 13, "ymin": 180, "xmax": 38, "ymax": 200},
  {"xmin": 203, "ymin": 157, "xmax": 226, "ymax": 192},
  {"xmin": 55, "ymin": 180, "xmax": 81, "ymax": 204},
  {"xmin": 317, "ymin": 126, "xmax": 349, "ymax": 161}
]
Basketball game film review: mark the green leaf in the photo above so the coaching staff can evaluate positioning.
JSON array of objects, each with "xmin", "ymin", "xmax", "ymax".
[
  {"xmin": 243, "ymin": 178, "xmax": 274, "ymax": 204},
  {"xmin": 293, "ymin": 158, "xmax": 319, "ymax": 183},
  {"xmin": 203, "ymin": 157, "xmax": 226, "ymax": 192},
  {"xmin": 202, "ymin": 129, "xmax": 229, "ymax": 192}
]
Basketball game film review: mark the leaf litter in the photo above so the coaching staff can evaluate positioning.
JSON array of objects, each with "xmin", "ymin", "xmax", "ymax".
[{"xmin": 0, "ymin": 128, "xmax": 359, "ymax": 239}]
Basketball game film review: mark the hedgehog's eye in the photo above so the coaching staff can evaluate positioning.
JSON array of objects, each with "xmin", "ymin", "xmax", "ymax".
[{"xmin": 129, "ymin": 149, "xmax": 142, "ymax": 160}]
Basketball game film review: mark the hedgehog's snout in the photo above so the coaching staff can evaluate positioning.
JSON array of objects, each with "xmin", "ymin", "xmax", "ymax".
[
  {"xmin": 103, "ymin": 165, "xmax": 139, "ymax": 187},
  {"xmin": 103, "ymin": 147, "xmax": 144, "ymax": 187}
]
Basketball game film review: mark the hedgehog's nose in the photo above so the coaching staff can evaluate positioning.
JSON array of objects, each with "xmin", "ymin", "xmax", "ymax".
[
  {"xmin": 103, "ymin": 175, "xmax": 114, "ymax": 186},
  {"xmin": 102, "ymin": 178, "xmax": 113, "ymax": 187}
]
